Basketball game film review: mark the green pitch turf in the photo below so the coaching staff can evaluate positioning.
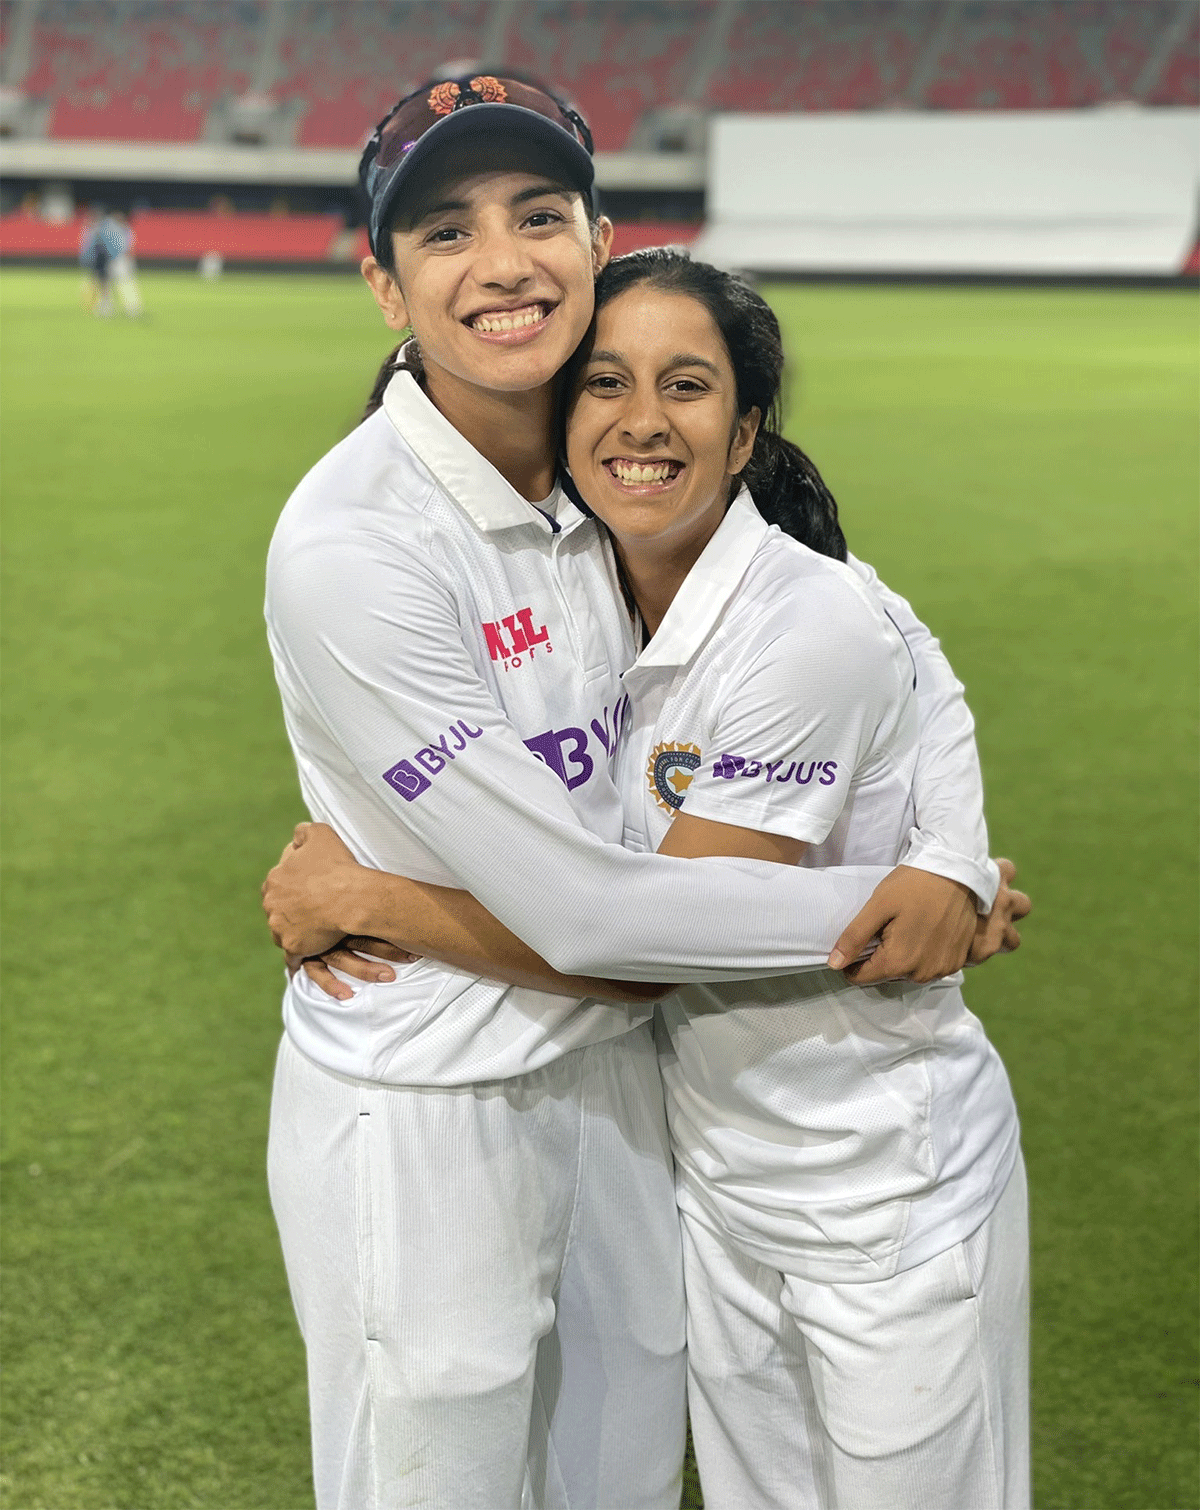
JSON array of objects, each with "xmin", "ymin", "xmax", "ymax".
[{"xmin": 1, "ymin": 269, "xmax": 1195, "ymax": 1509}]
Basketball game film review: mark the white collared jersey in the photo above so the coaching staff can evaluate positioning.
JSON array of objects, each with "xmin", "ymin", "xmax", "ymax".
[
  {"xmin": 616, "ymin": 492, "xmax": 1020, "ymax": 1282},
  {"xmin": 265, "ymin": 369, "xmax": 905, "ymax": 1086}
]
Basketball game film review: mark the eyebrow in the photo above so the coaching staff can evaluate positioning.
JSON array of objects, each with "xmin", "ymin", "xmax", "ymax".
[
  {"xmin": 511, "ymin": 184, "xmax": 575, "ymax": 207},
  {"xmin": 587, "ymin": 349, "xmax": 723, "ymax": 377},
  {"xmin": 412, "ymin": 182, "xmax": 575, "ymax": 228}
]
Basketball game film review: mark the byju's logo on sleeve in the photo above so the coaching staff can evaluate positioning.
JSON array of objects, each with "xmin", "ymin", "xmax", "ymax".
[
  {"xmin": 712, "ymin": 754, "xmax": 839, "ymax": 786},
  {"xmin": 382, "ymin": 718, "xmax": 485, "ymax": 802},
  {"xmin": 382, "ymin": 759, "xmax": 432, "ymax": 801},
  {"xmin": 382, "ymin": 697, "xmax": 629, "ymax": 805}
]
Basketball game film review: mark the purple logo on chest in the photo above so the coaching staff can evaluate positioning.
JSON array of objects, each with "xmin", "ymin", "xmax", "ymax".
[{"xmin": 523, "ymin": 695, "xmax": 630, "ymax": 793}]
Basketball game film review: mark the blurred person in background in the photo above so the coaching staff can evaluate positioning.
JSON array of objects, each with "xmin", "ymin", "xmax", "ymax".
[
  {"xmin": 78, "ymin": 210, "xmax": 143, "ymax": 318},
  {"xmin": 77, "ymin": 207, "xmax": 113, "ymax": 316},
  {"xmin": 108, "ymin": 212, "xmax": 144, "ymax": 318}
]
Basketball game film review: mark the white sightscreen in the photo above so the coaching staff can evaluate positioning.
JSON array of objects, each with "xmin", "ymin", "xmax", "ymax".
[{"xmin": 695, "ymin": 109, "xmax": 1200, "ymax": 275}]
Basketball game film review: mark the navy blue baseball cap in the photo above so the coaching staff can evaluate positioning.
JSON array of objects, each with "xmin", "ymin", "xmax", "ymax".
[{"xmin": 360, "ymin": 73, "xmax": 598, "ymax": 258}]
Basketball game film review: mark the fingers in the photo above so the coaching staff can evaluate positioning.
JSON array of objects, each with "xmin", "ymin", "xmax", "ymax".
[
  {"xmin": 846, "ymin": 912, "xmax": 972, "ymax": 985},
  {"xmin": 301, "ymin": 958, "xmax": 354, "ymax": 1002},
  {"xmin": 340, "ymin": 935, "xmax": 415, "ymax": 964},
  {"xmin": 842, "ymin": 953, "xmax": 899, "ymax": 985},
  {"xmin": 842, "ymin": 924, "xmax": 923, "ymax": 984},
  {"xmin": 322, "ymin": 947, "xmax": 396, "ymax": 983},
  {"xmin": 1009, "ymin": 888, "xmax": 1032, "ymax": 921},
  {"xmin": 996, "ymin": 856, "xmax": 1016, "ymax": 885},
  {"xmin": 841, "ymin": 935, "xmax": 896, "ymax": 983},
  {"xmin": 292, "ymin": 822, "xmax": 313, "ymax": 848},
  {"xmin": 828, "ymin": 900, "xmax": 890, "ymax": 972}
]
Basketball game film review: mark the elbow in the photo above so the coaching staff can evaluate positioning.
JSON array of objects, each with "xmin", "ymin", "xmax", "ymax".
[
  {"xmin": 597, "ymin": 979, "xmax": 675, "ymax": 1005},
  {"xmin": 539, "ymin": 934, "xmax": 671, "ymax": 991}
]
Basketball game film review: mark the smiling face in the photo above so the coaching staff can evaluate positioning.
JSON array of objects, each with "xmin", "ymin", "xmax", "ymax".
[
  {"xmin": 566, "ymin": 285, "xmax": 759, "ymax": 560},
  {"xmin": 361, "ymin": 151, "xmax": 610, "ymax": 406}
]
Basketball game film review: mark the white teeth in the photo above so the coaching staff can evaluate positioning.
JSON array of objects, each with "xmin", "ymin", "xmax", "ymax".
[
  {"xmin": 613, "ymin": 460, "xmax": 675, "ymax": 484},
  {"xmin": 472, "ymin": 306, "xmax": 544, "ymax": 332}
]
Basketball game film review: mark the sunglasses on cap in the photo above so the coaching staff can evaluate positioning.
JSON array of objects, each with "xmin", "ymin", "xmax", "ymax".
[{"xmin": 361, "ymin": 73, "xmax": 598, "ymax": 258}]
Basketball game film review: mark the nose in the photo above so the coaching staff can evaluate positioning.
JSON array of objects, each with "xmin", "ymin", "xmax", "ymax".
[
  {"xmin": 618, "ymin": 387, "xmax": 670, "ymax": 449},
  {"xmin": 473, "ymin": 225, "xmax": 535, "ymax": 291}
]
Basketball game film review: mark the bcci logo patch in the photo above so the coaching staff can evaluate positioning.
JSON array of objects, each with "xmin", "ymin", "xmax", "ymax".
[{"xmin": 648, "ymin": 741, "xmax": 702, "ymax": 815}]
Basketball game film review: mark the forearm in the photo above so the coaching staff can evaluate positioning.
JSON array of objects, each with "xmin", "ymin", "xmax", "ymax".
[
  {"xmin": 341, "ymin": 869, "xmax": 668, "ymax": 1004},
  {"xmin": 315, "ymin": 834, "xmax": 888, "ymax": 985}
]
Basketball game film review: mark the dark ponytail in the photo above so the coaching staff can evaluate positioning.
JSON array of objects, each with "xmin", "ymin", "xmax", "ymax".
[
  {"xmin": 741, "ymin": 430, "xmax": 847, "ymax": 563},
  {"xmin": 359, "ymin": 340, "xmax": 422, "ymax": 424},
  {"xmin": 581, "ymin": 249, "xmax": 848, "ymax": 562}
]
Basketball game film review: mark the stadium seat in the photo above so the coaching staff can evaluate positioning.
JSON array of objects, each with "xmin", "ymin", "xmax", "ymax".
[
  {"xmin": 707, "ymin": 0, "xmax": 931, "ymax": 112},
  {"xmin": 9, "ymin": 0, "xmax": 1197, "ymax": 153},
  {"xmin": 28, "ymin": 0, "xmax": 259, "ymax": 143},
  {"xmin": 504, "ymin": 0, "xmax": 702, "ymax": 149}
]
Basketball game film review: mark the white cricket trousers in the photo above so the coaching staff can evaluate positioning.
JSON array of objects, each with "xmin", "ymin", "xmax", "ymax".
[
  {"xmin": 268, "ymin": 1027, "xmax": 686, "ymax": 1510},
  {"xmin": 684, "ymin": 1158, "xmax": 1030, "ymax": 1510},
  {"xmin": 111, "ymin": 254, "xmax": 143, "ymax": 315}
]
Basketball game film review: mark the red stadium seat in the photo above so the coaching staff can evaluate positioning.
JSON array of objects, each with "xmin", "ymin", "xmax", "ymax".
[
  {"xmin": 10, "ymin": 0, "xmax": 1197, "ymax": 152},
  {"xmin": 707, "ymin": 1, "xmax": 931, "ymax": 113},
  {"xmin": 505, "ymin": 0, "xmax": 699, "ymax": 150},
  {"xmin": 28, "ymin": 0, "xmax": 257, "ymax": 143}
]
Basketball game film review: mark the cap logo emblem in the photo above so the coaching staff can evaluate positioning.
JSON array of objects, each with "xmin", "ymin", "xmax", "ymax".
[
  {"xmin": 469, "ymin": 75, "xmax": 508, "ymax": 102},
  {"xmin": 427, "ymin": 76, "xmax": 508, "ymax": 117},
  {"xmin": 427, "ymin": 81, "xmax": 461, "ymax": 114}
]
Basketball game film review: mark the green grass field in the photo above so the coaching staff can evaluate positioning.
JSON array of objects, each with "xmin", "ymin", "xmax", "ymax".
[{"xmin": 2, "ymin": 269, "xmax": 1196, "ymax": 1510}]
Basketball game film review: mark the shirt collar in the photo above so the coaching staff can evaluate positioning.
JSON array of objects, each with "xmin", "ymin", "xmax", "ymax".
[
  {"xmin": 629, "ymin": 487, "xmax": 770, "ymax": 673},
  {"xmin": 381, "ymin": 359, "xmax": 582, "ymax": 535}
]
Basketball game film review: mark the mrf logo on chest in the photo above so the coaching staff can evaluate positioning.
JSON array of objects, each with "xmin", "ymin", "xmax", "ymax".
[{"xmin": 482, "ymin": 605, "xmax": 551, "ymax": 672}]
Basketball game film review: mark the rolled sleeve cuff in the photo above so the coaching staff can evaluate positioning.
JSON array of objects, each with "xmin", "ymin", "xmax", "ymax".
[{"xmin": 900, "ymin": 833, "xmax": 1000, "ymax": 913}]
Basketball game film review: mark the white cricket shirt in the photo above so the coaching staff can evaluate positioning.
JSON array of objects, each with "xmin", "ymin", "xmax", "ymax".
[
  {"xmin": 264, "ymin": 368, "xmax": 900, "ymax": 1086},
  {"xmin": 615, "ymin": 492, "xmax": 1020, "ymax": 1281}
]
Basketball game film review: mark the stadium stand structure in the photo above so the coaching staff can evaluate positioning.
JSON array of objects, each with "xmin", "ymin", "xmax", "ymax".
[
  {"xmin": 920, "ymin": 0, "xmax": 1193, "ymax": 110},
  {"xmin": 1, "ymin": 0, "xmax": 1194, "ymax": 276},
  {"xmin": 18, "ymin": 0, "xmax": 258, "ymax": 142},
  {"xmin": 0, "ymin": 205, "xmax": 698, "ymax": 264},
  {"xmin": 707, "ymin": 0, "xmax": 935, "ymax": 112},
  {"xmin": 504, "ymin": 0, "xmax": 706, "ymax": 151},
  {"xmin": 0, "ymin": 204, "xmax": 345, "ymax": 259},
  {"xmin": 1, "ymin": 0, "xmax": 1195, "ymax": 150},
  {"xmin": 274, "ymin": 1, "xmax": 494, "ymax": 148}
]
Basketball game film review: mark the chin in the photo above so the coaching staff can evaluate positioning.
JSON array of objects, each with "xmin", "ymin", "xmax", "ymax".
[{"xmin": 486, "ymin": 349, "xmax": 571, "ymax": 392}]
